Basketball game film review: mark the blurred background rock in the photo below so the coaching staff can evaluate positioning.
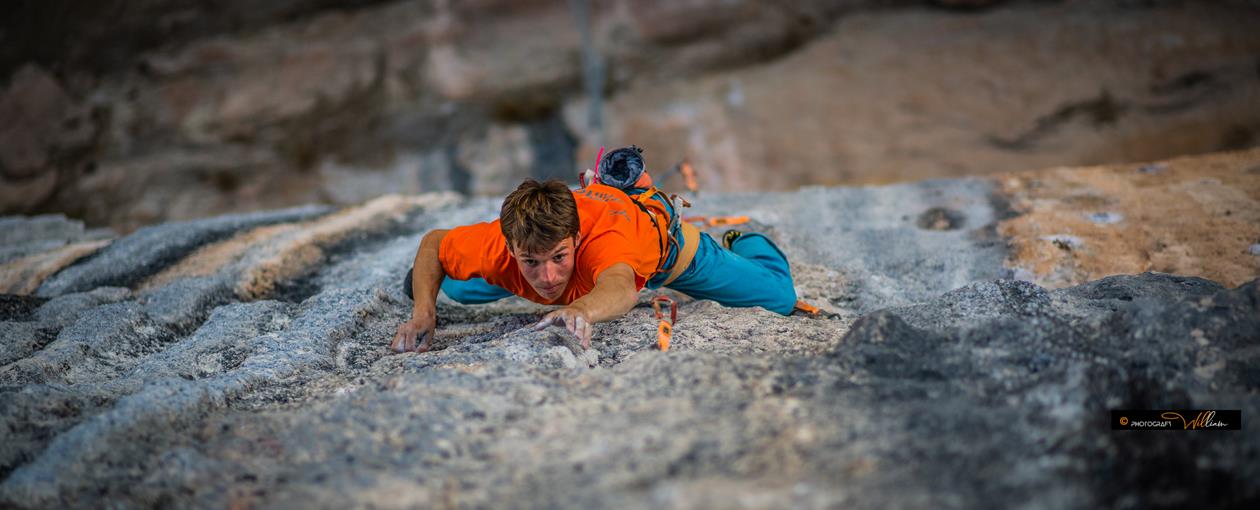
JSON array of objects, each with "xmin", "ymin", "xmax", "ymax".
[{"xmin": 3, "ymin": 0, "xmax": 1259, "ymax": 233}]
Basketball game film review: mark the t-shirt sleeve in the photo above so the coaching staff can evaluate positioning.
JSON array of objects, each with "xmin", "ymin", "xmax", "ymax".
[
  {"xmin": 578, "ymin": 229, "xmax": 650, "ymax": 290},
  {"xmin": 438, "ymin": 221, "xmax": 509, "ymax": 281}
]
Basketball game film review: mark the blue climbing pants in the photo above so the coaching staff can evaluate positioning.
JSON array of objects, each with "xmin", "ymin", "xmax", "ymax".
[
  {"xmin": 647, "ymin": 231, "xmax": 796, "ymax": 315},
  {"xmin": 401, "ymin": 270, "xmax": 513, "ymax": 304}
]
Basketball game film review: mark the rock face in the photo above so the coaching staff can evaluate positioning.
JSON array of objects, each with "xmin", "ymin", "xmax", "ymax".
[
  {"xmin": 1, "ymin": 151, "xmax": 1256, "ymax": 508},
  {"xmin": 4, "ymin": 1, "xmax": 1260, "ymax": 232},
  {"xmin": 999, "ymin": 147, "xmax": 1260, "ymax": 289},
  {"xmin": 591, "ymin": 2, "xmax": 1260, "ymax": 192}
]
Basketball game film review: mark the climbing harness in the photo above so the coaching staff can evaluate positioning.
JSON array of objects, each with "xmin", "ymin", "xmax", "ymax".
[
  {"xmin": 660, "ymin": 221, "xmax": 699, "ymax": 286},
  {"xmin": 629, "ymin": 186, "xmax": 698, "ymax": 285},
  {"xmin": 581, "ymin": 145, "xmax": 698, "ymax": 285}
]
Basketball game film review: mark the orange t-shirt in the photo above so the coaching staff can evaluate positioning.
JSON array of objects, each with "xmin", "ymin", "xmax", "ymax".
[{"xmin": 438, "ymin": 184, "xmax": 665, "ymax": 305}]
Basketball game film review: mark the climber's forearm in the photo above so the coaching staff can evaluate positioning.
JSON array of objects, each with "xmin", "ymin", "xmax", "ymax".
[
  {"xmin": 568, "ymin": 263, "xmax": 639, "ymax": 323},
  {"xmin": 411, "ymin": 229, "xmax": 449, "ymax": 318}
]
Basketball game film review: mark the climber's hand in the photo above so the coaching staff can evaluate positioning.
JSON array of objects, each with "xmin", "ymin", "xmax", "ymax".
[
  {"xmin": 391, "ymin": 310, "xmax": 435, "ymax": 353},
  {"xmin": 534, "ymin": 307, "xmax": 592, "ymax": 350}
]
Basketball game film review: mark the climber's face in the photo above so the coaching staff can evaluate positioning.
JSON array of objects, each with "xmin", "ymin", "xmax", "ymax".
[{"xmin": 511, "ymin": 235, "xmax": 579, "ymax": 303}]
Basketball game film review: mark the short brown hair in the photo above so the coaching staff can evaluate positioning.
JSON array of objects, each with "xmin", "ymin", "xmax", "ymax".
[{"xmin": 500, "ymin": 179, "xmax": 580, "ymax": 254}]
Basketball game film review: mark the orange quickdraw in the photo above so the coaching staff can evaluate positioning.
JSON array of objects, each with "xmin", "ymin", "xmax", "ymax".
[
  {"xmin": 651, "ymin": 295, "xmax": 677, "ymax": 351},
  {"xmin": 682, "ymin": 215, "xmax": 750, "ymax": 228},
  {"xmin": 664, "ymin": 159, "xmax": 701, "ymax": 194},
  {"xmin": 679, "ymin": 160, "xmax": 699, "ymax": 193},
  {"xmin": 793, "ymin": 300, "xmax": 820, "ymax": 315}
]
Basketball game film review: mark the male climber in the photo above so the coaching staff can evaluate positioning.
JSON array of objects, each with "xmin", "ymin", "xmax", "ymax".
[{"xmin": 390, "ymin": 146, "xmax": 796, "ymax": 353}]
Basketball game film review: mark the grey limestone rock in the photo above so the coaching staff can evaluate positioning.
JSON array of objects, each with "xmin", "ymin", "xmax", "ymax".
[
  {"xmin": 32, "ymin": 287, "xmax": 131, "ymax": 329},
  {"xmin": 0, "ymin": 215, "xmax": 111, "ymax": 264},
  {"xmin": 35, "ymin": 205, "xmax": 331, "ymax": 297},
  {"xmin": 0, "ymin": 183, "xmax": 1256, "ymax": 509}
]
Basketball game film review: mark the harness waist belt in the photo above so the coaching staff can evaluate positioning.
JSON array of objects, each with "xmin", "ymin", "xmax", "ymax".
[{"xmin": 661, "ymin": 221, "xmax": 700, "ymax": 286}]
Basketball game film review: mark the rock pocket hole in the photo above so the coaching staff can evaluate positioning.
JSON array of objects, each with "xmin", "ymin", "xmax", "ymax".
[{"xmin": 916, "ymin": 207, "xmax": 965, "ymax": 231}]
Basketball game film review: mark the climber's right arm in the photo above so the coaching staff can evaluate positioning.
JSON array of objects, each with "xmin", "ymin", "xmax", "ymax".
[{"xmin": 391, "ymin": 229, "xmax": 449, "ymax": 353}]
